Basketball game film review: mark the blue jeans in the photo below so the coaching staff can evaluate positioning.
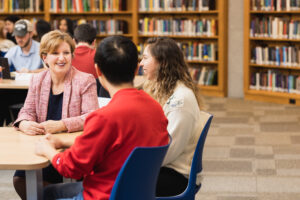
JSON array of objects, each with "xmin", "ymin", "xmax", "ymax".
[{"xmin": 43, "ymin": 182, "xmax": 83, "ymax": 200}]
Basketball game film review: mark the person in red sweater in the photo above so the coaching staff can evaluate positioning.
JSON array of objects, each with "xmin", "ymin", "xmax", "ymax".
[
  {"xmin": 35, "ymin": 35, "xmax": 169, "ymax": 200},
  {"xmin": 72, "ymin": 23, "xmax": 109, "ymax": 97}
]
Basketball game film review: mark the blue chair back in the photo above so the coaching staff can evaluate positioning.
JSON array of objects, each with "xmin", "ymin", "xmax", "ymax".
[
  {"xmin": 157, "ymin": 114, "xmax": 213, "ymax": 200},
  {"xmin": 109, "ymin": 140, "xmax": 170, "ymax": 200}
]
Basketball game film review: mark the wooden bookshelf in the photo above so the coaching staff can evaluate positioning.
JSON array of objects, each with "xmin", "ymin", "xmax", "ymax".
[
  {"xmin": 244, "ymin": 0, "xmax": 300, "ymax": 105},
  {"xmin": 138, "ymin": 0, "xmax": 228, "ymax": 97},
  {"xmin": 0, "ymin": 0, "xmax": 228, "ymax": 97}
]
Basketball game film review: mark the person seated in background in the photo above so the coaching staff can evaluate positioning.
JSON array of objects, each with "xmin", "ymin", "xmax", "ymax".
[
  {"xmin": 4, "ymin": 19, "xmax": 44, "ymax": 73},
  {"xmin": 13, "ymin": 30, "xmax": 99, "ymax": 200},
  {"xmin": 4, "ymin": 15, "xmax": 20, "ymax": 44},
  {"xmin": 140, "ymin": 37, "xmax": 205, "ymax": 196},
  {"xmin": 35, "ymin": 35, "xmax": 169, "ymax": 200},
  {"xmin": 33, "ymin": 19, "xmax": 51, "ymax": 42},
  {"xmin": 72, "ymin": 23, "xmax": 109, "ymax": 97},
  {"xmin": 58, "ymin": 18, "xmax": 74, "ymax": 37},
  {"xmin": 0, "ymin": 20, "xmax": 15, "ymax": 55}
]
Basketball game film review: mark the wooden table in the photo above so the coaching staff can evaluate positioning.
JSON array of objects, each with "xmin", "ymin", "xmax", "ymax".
[
  {"xmin": 0, "ymin": 79, "xmax": 30, "ymax": 89},
  {"xmin": 0, "ymin": 127, "xmax": 81, "ymax": 200}
]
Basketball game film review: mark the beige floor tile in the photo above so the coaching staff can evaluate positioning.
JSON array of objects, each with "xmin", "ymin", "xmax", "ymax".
[
  {"xmin": 277, "ymin": 169, "xmax": 300, "ymax": 176},
  {"xmin": 203, "ymin": 147, "xmax": 230, "ymax": 159},
  {"xmin": 230, "ymin": 148, "xmax": 255, "ymax": 158},
  {"xmin": 257, "ymin": 177, "xmax": 300, "ymax": 193},
  {"xmin": 255, "ymin": 135, "xmax": 291, "ymax": 145},
  {"xmin": 254, "ymin": 159, "xmax": 275, "ymax": 170},
  {"xmin": 206, "ymin": 136, "xmax": 235, "ymax": 146},
  {"xmin": 260, "ymin": 122, "xmax": 300, "ymax": 132},
  {"xmin": 201, "ymin": 176, "xmax": 256, "ymax": 193},
  {"xmin": 235, "ymin": 137, "xmax": 255, "ymax": 145},
  {"xmin": 257, "ymin": 193, "xmax": 300, "ymax": 200},
  {"xmin": 203, "ymin": 160, "xmax": 252, "ymax": 173},
  {"xmin": 276, "ymin": 160, "xmax": 300, "ymax": 169}
]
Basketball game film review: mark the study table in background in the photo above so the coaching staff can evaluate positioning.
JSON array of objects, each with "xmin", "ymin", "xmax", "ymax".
[{"xmin": 0, "ymin": 127, "xmax": 82, "ymax": 200}]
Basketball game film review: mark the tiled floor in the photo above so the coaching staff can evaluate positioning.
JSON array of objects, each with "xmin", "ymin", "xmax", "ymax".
[
  {"xmin": 1, "ymin": 96, "xmax": 300, "ymax": 199},
  {"xmin": 196, "ymin": 96, "xmax": 300, "ymax": 200}
]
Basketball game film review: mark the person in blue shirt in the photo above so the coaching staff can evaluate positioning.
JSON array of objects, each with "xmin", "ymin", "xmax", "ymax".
[{"xmin": 4, "ymin": 19, "xmax": 43, "ymax": 72}]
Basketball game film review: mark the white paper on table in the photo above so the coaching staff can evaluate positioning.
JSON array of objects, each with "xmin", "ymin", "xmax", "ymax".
[
  {"xmin": 15, "ymin": 73, "xmax": 33, "ymax": 81},
  {"xmin": 98, "ymin": 97, "xmax": 111, "ymax": 108}
]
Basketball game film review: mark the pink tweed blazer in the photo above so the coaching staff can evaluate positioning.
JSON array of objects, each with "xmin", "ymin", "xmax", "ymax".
[{"xmin": 14, "ymin": 67, "xmax": 99, "ymax": 132}]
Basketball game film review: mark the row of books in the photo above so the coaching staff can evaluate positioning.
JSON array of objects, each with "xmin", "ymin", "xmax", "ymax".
[
  {"xmin": 138, "ymin": 18, "xmax": 217, "ymax": 36},
  {"xmin": 251, "ymin": 45, "xmax": 300, "ymax": 67},
  {"xmin": 178, "ymin": 42, "xmax": 217, "ymax": 61},
  {"xmin": 138, "ymin": 42, "xmax": 217, "ymax": 61},
  {"xmin": 52, "ymin": 19, "xmax": 128, "ymax": 34},
  {"xmin": 50, "ymin": 0, "xmax": 126, "ymax": 12},
  {"xmin": 50, "ymin": 0, "xmax": 90, "ymax": 12},
  {"xmin": 251, "ymin": 0, "xmax": 300, "ymax": 11},
  {"xmin": 250, "ymin": 70, "xmax": 300, "ymax": 94},
  {"xmin": 250, "ymin": 17, "xmax": 300, "ymax": 39},
  {"xmin": 0, "ymin": 0, "xmax": 43, "ymax": 12},
  {"xmin": 91, "ymin": 0, "xmax": 126, "ymax": 11},
  {"xmin": 189, "ymin": 66, "xmax": 218, "ymax": 85},
  {"xmin": 139, "ymin": 0, "xmax": 216, "ymax": 11}
]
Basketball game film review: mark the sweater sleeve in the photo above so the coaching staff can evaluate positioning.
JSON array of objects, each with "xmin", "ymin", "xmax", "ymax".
[
  {"xmin": 62, "ymin": 77, "xmax": 99, "ymax": 132},
  {"xmin": 162, "ymin": 109, "xmax": 195, "ymax": 165},
  {"xmin": 52, "ymin": 113, "xmax": 115, "ymax": 179}
]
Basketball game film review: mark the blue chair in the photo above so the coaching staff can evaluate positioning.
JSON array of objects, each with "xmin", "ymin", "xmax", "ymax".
[
  {"xmin": 157, "ymin": 114, "xmax": 213, "ymax": 200},
  {"xmin": 109, "ymin": 138, "xmax": 171, "ymax": 200}
]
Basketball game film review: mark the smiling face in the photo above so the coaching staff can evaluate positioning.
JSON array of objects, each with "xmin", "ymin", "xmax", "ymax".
[
  {"xmin": 43, "ymin": 41, "xmax": 72, "ymax": 76},
  {"xmin": 59, "ymin": 19, "xmax": 68, "ymax": 33},
  {"xmin": 140, "ymin": 45, "xmax": 160, "ymax": 81}
]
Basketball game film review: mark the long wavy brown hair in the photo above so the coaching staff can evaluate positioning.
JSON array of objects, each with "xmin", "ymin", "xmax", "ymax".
[{"xmin": 143, "ymin": 37, "xmax": 204, "ymax": 109}]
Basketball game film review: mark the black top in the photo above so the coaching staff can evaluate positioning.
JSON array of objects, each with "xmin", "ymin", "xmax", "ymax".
[{"xmin": 46, "ymin": 90, "xmax": 63, "ymax": 121}]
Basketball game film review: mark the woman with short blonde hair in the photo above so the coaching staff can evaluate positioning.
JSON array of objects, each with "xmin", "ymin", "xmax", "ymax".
[{"xmin": 13, "ymin": 30, "xmax": 99, "ymax": 200}]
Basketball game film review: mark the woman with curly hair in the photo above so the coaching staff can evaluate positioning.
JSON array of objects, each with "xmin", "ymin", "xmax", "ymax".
[{"xmin": 140, "ymin": 37, "xmax": 205, "ymax": 196}]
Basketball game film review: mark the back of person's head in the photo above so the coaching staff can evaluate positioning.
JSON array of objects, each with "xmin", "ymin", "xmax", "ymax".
[
  {"xmin": 40, "ymin": 30, "xmax": 75, "ymax": 58},
  {"xmin": 145, "ymin": 37, "xmax": 203, "ymax": 108},
  {"xmin": 74, "ymin": 23, "xmax": 96, "ymax": 45},
  {"xmin": 36, "ymin": 19, "xmax": 51, "ymax": 41},
  {"xmin": 0, "ymin": 20, "xmax": 6, "ymax": 39},
  {"xmin": 4, "ymin": 15, "xmax": 20, "ymax": 23},
  {"xmin": 94, "ymin": 35, "xmax": 138, "ymax": 85}
]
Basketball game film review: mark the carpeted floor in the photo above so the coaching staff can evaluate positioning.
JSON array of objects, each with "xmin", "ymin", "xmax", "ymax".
[{"xmin": 1, "ymin": 96, "xmax": 300, "ymax": 200}]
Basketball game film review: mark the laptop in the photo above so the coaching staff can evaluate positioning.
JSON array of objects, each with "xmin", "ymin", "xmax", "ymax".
[{"xmin": 0, "ymin": 57, "xmax": 11, "ymax": 79}]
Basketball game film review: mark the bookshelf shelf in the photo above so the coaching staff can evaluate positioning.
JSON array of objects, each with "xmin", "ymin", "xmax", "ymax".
[
  {"xmin": 188, "ymin": 60, "xmax": 218, "ymax": 64},
  {"xmin": 250, "ymin": 37, "xmax": 300, "ymax": 42},
  {"xmin": 138, "ymin": 35, "xmax": 218, "ymax": 39},
  {"xmin": 96, "ymin": 34, "xmax": 133, "ymax": 37},
  {"xmin": 250, "ymin": 64, "xmax": 300, "ymax": 70},
  {"xmin": 139, "ymin": 11, "xmax": 219, "ymax": 15},
  {"xmin": 49, "ymin": 11, "xmax": 133, "ymax": 15},
  {"xmin": 250, "ymin": 11, "xmax": 300, "ymax": 14},
  {"xmin": 244, "ymin": 0, "xmax": 300, "ymax": 105}
]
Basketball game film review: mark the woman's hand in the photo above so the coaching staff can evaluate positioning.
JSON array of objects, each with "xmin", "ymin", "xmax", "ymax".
[
  {"xmin": 19, "ymin": 120, "xmax": 45, "ymax": 135},
  {"xmin": 40, "ymin": 120, "xmax": 67, "ymax": 134}
]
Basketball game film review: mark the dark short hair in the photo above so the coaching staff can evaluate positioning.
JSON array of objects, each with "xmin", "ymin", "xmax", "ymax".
[
  {"xmin": 74, "ymin": 23, "xmax": 96, "ymax": 44},
  {"xmin": 36, "ymin": 19, "xmax": 51, "ymax": 41},
  {"xmin": 4, "ymin": 15, "xmax": 20, "ymax": 23},
  {"xmin": 94, "ymin": 36, "xmax": 138, "ymax": 85}
]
